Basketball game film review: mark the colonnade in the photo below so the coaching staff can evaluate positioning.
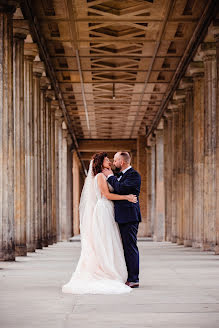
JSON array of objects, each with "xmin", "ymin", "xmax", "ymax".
[
  {"xmin": 0, "ymin": 4, "xmax": 77, "ymax": 261},
  {"xmin": 146, "ymin": 22, "xmax": 219, "ymax": 253}
]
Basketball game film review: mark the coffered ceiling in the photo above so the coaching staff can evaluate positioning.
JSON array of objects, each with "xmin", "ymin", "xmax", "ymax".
[{"xmin": 28, "ymin": 0, "xmax": 211, "ymax": 139}]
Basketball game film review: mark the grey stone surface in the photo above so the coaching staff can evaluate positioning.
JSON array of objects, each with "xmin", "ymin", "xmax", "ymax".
[{"xmin": 1, "ymin": 241, "xmax": 219, "ymax": 327}]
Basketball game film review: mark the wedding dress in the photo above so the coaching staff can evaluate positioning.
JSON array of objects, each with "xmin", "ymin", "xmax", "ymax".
[{"xmin": 62, "ymin": 161, "xmax": 131, "ymax": 294}]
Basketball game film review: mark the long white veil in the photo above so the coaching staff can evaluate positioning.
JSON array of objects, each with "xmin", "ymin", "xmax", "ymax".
[{"xmin": 79, "ymin": 159, "xmax": 97, "ymax": 246}]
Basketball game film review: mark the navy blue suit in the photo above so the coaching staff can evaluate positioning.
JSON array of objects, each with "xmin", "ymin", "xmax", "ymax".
[{"xmin": 107, "ymin": 168, "xmax": 141, "ymax": 283}]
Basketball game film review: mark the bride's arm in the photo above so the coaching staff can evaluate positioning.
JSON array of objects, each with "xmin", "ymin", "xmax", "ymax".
[{"xmin": 97, "ymin": 173, "xmax": 137, "ymax": 202}]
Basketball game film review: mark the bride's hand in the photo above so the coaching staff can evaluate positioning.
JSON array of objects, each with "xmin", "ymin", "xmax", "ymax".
[{"xmin": 126, "ymin": 194, "xmax": 138, "ymax": 203}]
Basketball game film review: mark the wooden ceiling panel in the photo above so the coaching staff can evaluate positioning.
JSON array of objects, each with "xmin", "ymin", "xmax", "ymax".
[{"xmin": 30, "ymin": 0, "xmax": 213, "ymax": 139}]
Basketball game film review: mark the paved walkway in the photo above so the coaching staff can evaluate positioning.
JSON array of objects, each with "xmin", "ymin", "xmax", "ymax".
[{"xmin": 1, "ymin": 241, "xmax": 219, "ymax": 328}]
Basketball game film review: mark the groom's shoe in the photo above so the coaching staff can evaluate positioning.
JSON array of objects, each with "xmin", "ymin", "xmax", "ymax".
[{"xmin": 125, "ymin": 281, "xmax": 139, "ymax": 288}]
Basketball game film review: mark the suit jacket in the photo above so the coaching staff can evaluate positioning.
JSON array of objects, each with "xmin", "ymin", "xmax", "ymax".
[{"xmin": 107, "ymin": 167, "xmax": 141, "ymax": 224}]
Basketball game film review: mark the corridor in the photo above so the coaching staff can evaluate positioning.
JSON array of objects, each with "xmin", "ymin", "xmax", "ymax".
[
  {"xmin": 1, "ymin": 240, "xmax": 219, "ymax": 328},
  {"xmin": 1, "ymin": 0, "xmax": 219, "ymax": 326}
]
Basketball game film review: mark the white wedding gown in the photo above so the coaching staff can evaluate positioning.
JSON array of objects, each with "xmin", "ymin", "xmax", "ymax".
[{"xmin": 62, "ymin": 173, "xmax": 131, "ymax": 294}]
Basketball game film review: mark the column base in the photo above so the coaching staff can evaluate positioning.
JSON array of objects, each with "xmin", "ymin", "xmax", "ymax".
[
  {"xmin": 153, "ymin": 236, "xmax": 165, "ymax": 242},
  {"xmin": 214, "ymin": 245, "xmax": 219, "ymax": 255},
  {"xmin": 0, "ymin": 250, "xmax": 15, "ymax": 261},
  {"xmin": 192, "ymin": 241, "xmax": 202, "ymax": 248},
  {"xmin": 36, "ymin": 239, "xmax": 43, "ymax": 249},
  {"xmin": 177, "ymin": 238, "xmax": 184, "ymax": 245},
  {"xmin": 184, "ymin": 239, "xmax": 192, "ymax": 247},
  {"xmin": 15, "ymin": 245, "xmax": 27, "ymax": 256},
  {"xmin": 48, "ymin": 237, "xmax": 53, "ymax": 245},
  {"xmin": 171, "ymin": 236, "xmax": 177, "ymax": 243},
  {"xmin": 202, "ymin": 242, "xmax": 215, "ymax": 251},
  {"xmin": 42, "ymin": 239, "xmax": 48, "ymax": 247},
  {"xmin": 27, "ymin": 244, "xmax": 36, "ymax": 252}
]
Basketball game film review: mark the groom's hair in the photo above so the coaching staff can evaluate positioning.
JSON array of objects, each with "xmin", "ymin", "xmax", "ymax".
[{"xmin": 119, "ymin": 151, "xmax": 131, "ymax": 164}]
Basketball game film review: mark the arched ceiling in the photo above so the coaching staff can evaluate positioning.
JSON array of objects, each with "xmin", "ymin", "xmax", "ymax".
[{"xmin": 22, "ymin": 0, "xmax": 213, "ymax": 140}]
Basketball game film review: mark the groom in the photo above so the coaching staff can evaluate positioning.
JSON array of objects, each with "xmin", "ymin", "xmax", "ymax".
[{"xmin": 103, "ymin": 152, "xmax": 141, "ymax": 288}]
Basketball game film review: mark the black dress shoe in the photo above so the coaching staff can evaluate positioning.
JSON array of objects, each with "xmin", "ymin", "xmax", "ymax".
[{"xmin": 125, "ymin": 281, "xmax": 139, "ymax": 288}]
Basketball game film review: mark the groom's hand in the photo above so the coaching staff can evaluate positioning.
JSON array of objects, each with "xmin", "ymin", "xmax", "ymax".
[{"xmin": 102, "ymin": 168, "xmax": 113, "ymax": 177}]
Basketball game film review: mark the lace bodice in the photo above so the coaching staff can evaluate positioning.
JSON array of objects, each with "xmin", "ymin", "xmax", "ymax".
[{"xmin": 94, "ymin": 173, "xmax": 114, "ymax": 200}]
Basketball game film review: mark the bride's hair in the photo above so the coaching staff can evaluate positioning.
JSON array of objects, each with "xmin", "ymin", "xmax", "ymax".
[{"xmin": 92, "ymin": 152, "xmax": 108, "ymax": 176}]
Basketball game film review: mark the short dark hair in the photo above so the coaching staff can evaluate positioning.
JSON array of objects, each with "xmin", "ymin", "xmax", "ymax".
[
  {"xmin": 119, "ymin": 151, "xmax": 131, "ymax": 164},
  {"xmin": 92, "ymin": 152, "xmax": 108, "ymax": 176}
]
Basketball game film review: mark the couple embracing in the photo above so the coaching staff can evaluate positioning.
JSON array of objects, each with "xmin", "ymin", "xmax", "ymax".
[{"xmin": 62, "ymin": 151, "xmax": 141, "ymax": 294}]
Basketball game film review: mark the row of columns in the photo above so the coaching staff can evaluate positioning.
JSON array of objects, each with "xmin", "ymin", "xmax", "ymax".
[
  {"xmin": 0, "ymin": 4, "xmax": 75, "ymax": 261},
  {"xmin": 146, "ymin": 23, "xmax": 219, "ymax": 253}
]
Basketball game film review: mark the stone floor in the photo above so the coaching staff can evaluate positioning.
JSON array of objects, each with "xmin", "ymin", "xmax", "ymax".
[{"xmin": 1, "ymin": 241, "xmax": 219, "ymax": 328}]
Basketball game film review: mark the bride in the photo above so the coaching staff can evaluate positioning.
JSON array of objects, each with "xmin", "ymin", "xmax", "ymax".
[{"xmin": 62, "ymin": 152, "xmax": 137, "ymax": 294}]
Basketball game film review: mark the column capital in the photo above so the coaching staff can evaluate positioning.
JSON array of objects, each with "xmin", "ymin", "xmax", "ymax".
[
  {"xmin": 147, "ymin": 134, "xmax": 156, "ymax": 147},
  {"xmin": 163, "ymin": 109, "xmax": 172, "ymax": 119},
  {"xmin": 62, "ymin": 121, "xmax": 68, "ymax": 130},
  {"xmin": 167, "ymin": 100, "xmax": 179, "ymax": 112},
  {"xmin": 173, "ymin": 89, "xmax": 186, "ymax": 101},
  {"xmin": 45, "ymin": 90, "xmax": 55, "ymax": 101},
  {"xmin": 24, "ymin": 42, "xmax": 38, "ymax": 61},
  {"xmin": 199, "ymin": 42, "xmax": 216, "ymax": 62},
  {"xmin": 179, "ymin": 77, "xmax": 193, "ymax": 90},
  {"xmin": 54, "ymin": 110, "xmax": 63, "ymax": 126},
  {"xmin": 40, "ymin": 76, "xmax": 50, "ymax": 91},
  {"xmin": 157, "ymin": 118, "xmax": 164, "ymax": 130},
  {"xmin": 13, "ymin": 19, "xmax": 29, "ymax": 39},
  {"xmin": 186, "ymin": 61, "xmax": 204, "ymax": 78},
  {"xmin": 33, "ymin": 61, "xmax": 45, "ymax": 78},
  {"xmin": 67, "ymin": 134, "xmax": 73, "ymax": 146},
  {"xmin": 51, "ymin": 100, "xmax": 59, "ymax": 113}
]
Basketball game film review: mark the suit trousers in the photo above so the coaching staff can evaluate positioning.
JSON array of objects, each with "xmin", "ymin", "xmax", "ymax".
[{"xmin": 118, "ymin": 222, "xmax": 139, "ymax": 283}]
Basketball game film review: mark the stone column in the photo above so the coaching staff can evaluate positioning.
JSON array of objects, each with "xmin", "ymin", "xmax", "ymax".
[
  {"xmin": 40, "ymin": 77, "xmax": 49, "ymax": 247},
  {"xmin": 33, "ymin": 61, "xmax": 44, "ymax": 249},
  {"xmin": 67, "ymin": 134, "xmax": 73, "ymax": 237},
  {"xmin": 200, "ymin": 43, "xmax": 217, "ymax": 251},
  {"xmin": 173, "ymin": 92, "xmax": 186, "ymax": 245},
  {"xmin": 163, "ymin": 111, "xmax": 173, "ymax": 242},
  {"xmin": 45, "ymin": 90, "xmax": 55, "ymax": 245},
  {"xmin": 58, "ymin": 120, "xmax": 63, "ymax": 241},
  {"xmin": 130, "ymin": 150, "xmax": 137, "ymax": 170},
  {"xmin": 0, "ymin": 3, "xmax": 17, "ymax": 261},
  {"xmin": 60, "ymin": 123, "xmax": 69, "ymax": 240},
  {"xmin": 24, "ymin": 42, "xmax": 38, "ymax": 252},
  {"xmin": 13, "ymin": 20, "xmax": 28, "ymax": 256},
  {"xmin": 73, "ymin": 151, "xmax": 80, "ymax": 236},
  {"xmin": 212, "ymin": 22, "xmax": 219, "ymax": 255},
  {"xmin": 146, "ymin": 145, "xmax": 152, "ymax": 237},
  {"xmin": 154, "ymin": 121, "xmax": 165, "ymax": 241},
  {"xmin": 180, "ymin": 78, "xmax": 194, "ymax": 247},
  {"xmin": 168, "ymin": 101, "xmax": 179, "ymax": 243},
  {"xmin": 137, "ymin": 136, "xmax": 147, "ymax": 237},
  {"xmin": 50, "ymin": 100, "xmax": 59, "ymax": 243},
  {"xmin": 150, "ymin": 138, "xmax": 156, "ymax": 237},
  {"xmin": 188, "ymin": 62, "xmax": 205, "ymax": 248},
  {"xmin": 54, "ymin": 110, "xmax": 62, "ymax": 242}
]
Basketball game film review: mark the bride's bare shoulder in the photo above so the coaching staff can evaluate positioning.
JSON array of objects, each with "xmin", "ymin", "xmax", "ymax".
[{"xmin": 96, "ymin": 172, "xmax": 105, "ymax": 182}]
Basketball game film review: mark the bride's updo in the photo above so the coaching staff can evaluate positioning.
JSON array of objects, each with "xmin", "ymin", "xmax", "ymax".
[{"xmin": 92, "ymin": 152, "xmax": 108, "ymax": 176}]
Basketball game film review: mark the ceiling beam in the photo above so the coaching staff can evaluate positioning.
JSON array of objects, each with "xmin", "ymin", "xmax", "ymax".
[{"xmin": 78, "ymin": 139, "xmax": 137, "ymax": 152}]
